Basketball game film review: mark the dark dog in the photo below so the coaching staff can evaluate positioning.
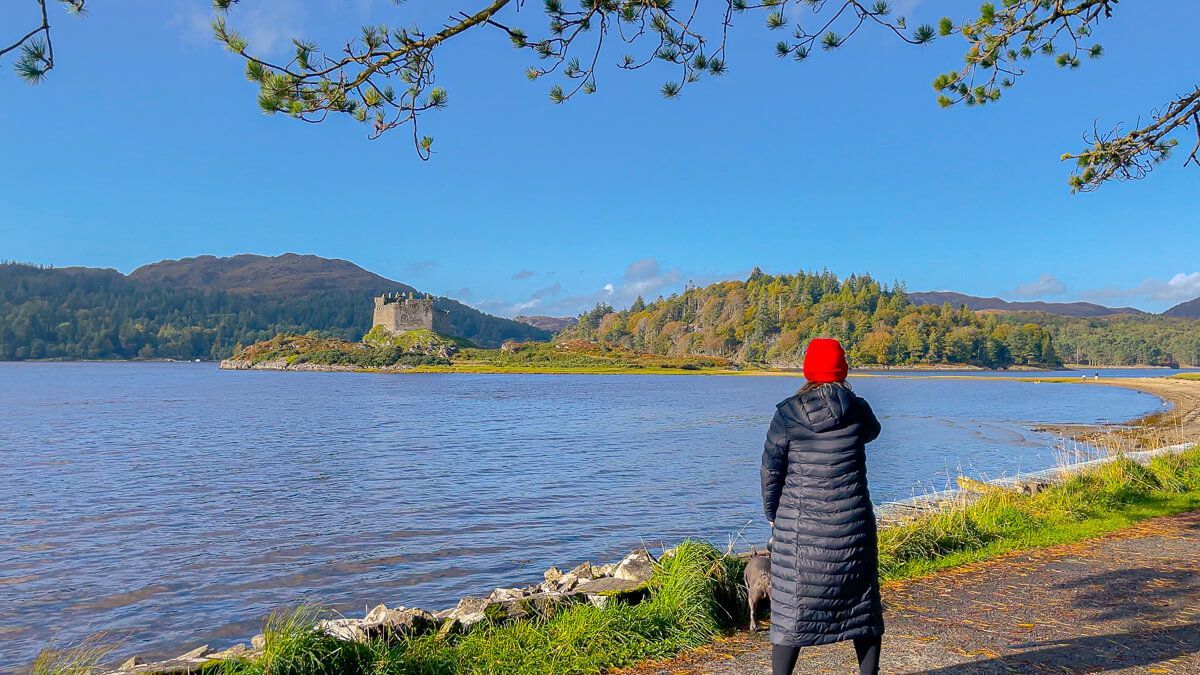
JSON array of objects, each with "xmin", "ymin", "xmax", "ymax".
[{"xmin": 744, "ymin": 549, "xmax": 771, "ymax": 632}]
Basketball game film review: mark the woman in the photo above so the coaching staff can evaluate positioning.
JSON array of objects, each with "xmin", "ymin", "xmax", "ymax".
[{"xmin": 760, "ymin": 338, "xmax": 883, "ymax": 675}]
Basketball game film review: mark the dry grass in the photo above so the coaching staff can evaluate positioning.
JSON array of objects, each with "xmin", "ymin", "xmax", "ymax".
[{"xmin": 30, "ymin": 633, "xmax": 119, "ymax": 675}]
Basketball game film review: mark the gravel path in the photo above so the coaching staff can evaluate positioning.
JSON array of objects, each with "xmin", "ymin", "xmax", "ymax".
[{"xmin": 625, "ymin": 511, "xmax": 1200, "ymax": 674}]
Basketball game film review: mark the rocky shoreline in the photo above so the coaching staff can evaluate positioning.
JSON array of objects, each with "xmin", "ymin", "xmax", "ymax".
[
  {"xmin": 103, "ymin": 549, "xmax": 659, "ymax": 674},
  {"xmin": 218, "ymin": 357, "xmax": 416, "ymax": 373}
]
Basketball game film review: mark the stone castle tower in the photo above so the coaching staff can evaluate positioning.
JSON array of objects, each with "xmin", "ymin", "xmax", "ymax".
[{"xmin": 373, "ymin": 293, "xmax": 438, "ymax": 334}]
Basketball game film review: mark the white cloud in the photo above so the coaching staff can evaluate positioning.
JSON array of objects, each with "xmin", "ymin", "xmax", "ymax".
[
  {"xmin": 473, "ymin": 259, "xmax": 749, "ymax": 318},
  {"xmin": 174, "ymin": 1, "xmax": 305, "ymax": 56},
  {"xmin": 1011, "ymin": 274, "xmax": 1067, "ymax": 299},
  {"xmin": 1161, "ymin": 272, "xmax": 1200, "ymax": 300},
  {"xmin": 403, "ymin": 260, "xmax": 438, "ymax": 276},
  {"xmin": 476, "ymin": 282, "xmax": 564, "ymax": 316},
  {"xmin": 476, "ymin": 259, "xmax": 688, "ymax": 318},
  {"xmin": 1081, "ymin": 271, "xmax": 1200, "ymax": 305},
  {"xmin": 173, "ymin": 6, "xmax": 214, "ymax": 47}
]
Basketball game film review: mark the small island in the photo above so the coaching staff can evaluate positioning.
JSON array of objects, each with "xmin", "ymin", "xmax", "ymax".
[{"xmin": 220, "ymin": 293, "xmax": 740, "ymax": 374}]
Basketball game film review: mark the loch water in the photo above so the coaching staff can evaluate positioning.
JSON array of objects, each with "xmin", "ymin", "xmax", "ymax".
[{"xmin": 0, "ymin": 363, "xmax": 1172, "ymax": 666}]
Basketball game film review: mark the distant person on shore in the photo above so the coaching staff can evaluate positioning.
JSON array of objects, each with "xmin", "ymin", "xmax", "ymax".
[{"xmin": 761, "ymin": 338, "xmax": 884, "ymax": 675}]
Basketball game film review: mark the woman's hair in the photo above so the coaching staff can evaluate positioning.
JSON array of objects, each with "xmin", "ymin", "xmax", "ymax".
[{"xmin": 799, "ymin": 380, "xmax": 852, "ymax": 394}]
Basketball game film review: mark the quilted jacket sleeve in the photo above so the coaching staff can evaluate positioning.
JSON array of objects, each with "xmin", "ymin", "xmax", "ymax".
[
  {"xmin": 760, "ymin": 408, "xmax": 790, "ymax": 522},
  {"xmin": 858, "ymin": 397, "xmax": 882, "ymax": 444}
]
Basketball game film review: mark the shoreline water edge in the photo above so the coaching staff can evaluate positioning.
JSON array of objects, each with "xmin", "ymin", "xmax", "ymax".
[{"xmin": 27, "ymin": 377, "xmax": 1200, "ymax": 674}]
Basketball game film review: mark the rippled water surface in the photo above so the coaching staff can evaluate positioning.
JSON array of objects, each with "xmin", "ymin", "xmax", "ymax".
[{"xmin": 0, "ymin": 363, "xmax": 1168, "ymax": 667}]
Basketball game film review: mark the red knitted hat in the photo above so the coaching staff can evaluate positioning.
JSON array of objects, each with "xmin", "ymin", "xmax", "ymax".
[{"xmin": 803, "ymin": 338, "xmax": 848, "ymax": 383}]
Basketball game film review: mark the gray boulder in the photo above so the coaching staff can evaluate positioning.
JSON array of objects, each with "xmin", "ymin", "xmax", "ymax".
[
  {"xmin": 557, "ymin": 572, "xmax": 581, "ymax": 592},
  {"xmin": 577, "ymin": 577, "xmax": 650, "ymax": 608},
  {"xmin": 487, "ymin": 587, "xmax": 524, "ymax": 603},
  {"xmin": 317, "ymin": 604, "xmax": 435, "ymax": 642},
  {"xmin": 613, "ymin": 549, "xmax": 656, "ymax": 584},
  {"xmin": 568, "ymin": 561, "xmax": 597, "ymax": 581},
  {"xmin": 447, "ymin": 596, "xmax": 490, "ymax": 630}
]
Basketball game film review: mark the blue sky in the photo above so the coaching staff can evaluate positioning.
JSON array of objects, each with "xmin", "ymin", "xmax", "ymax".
[{"xmin": 1, "ymin": 1, "xmax": 1197, "ymax": 316}]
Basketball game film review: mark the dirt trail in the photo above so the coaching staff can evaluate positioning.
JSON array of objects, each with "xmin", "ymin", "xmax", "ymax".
[{"xmin": 624, "ymin": 511, "xmax": 1200, "ymax": 674}]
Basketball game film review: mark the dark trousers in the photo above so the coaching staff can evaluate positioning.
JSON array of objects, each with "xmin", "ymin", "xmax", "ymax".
[{"xmin": 771, "ymin": 636, "xmax": 881, "ymax": 675}]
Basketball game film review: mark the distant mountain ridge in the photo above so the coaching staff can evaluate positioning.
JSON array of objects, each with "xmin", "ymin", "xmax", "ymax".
[
  {"xmin": 1165, "ymin": 297, "xmax": 1200, "ymax": 318},
  {"xmin": 907, "ymin": 291, "xmax": 1146, "ymax": 318},
  {"xmin": 0, "ymin": 255, "xmax": 549, "ymax": 360},
  {"xmin": 514, "ymin": 315, "xmax": 578, "ymax": 333},
  {"xmin": 129, "ymin": 253, "xmax": 415, "ymax": 298}
]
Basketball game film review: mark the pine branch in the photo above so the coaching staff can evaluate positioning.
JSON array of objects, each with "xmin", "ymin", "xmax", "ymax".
[
  {"xmin": 932, "ymin": 0, "xmax": 1116, "ymax": 108},
  {"xmin": 1063, "ymin": 87, "xmax": 1200, "ymax": 192},
  {"xmin": 2, "ymin": 0, "xmax": 86, "ymax": 83},
  {"xmin": 215, "ymin": 1, "xmax": 927, "ymax": 158}
]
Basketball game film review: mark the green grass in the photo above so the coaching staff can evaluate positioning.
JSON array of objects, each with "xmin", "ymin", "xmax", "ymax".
[
  {"xmin": 230, "ymin": 333, "xmax": 451, "ymax": 369},
  {"xmin": 361, "ymin": 326, "xmax": 475, "ymax": 351},
  {"xmin": 30, "ymin": 634, "xmax": 117, "ymax": 675},
  {"xmin": 228, "ymin": 334, "xmax": 747, "ymax": 375},
  {"xmin": 1171, "ymin": 373, "xmax": 1200, "ymax": 381},
  {"xmin": 204, "ymin": 541, "xmax": 744, "ymax": 675},
  {"xmin": 447, "ymin": 340, "xmax": 740, "ymax": 374},
  {"xmin": 878, "ymin": 446, "xmax": 1200, "ymax": 580},
  {"xmin": 38, "ymin": 447, "xmax": 1200, "ymax": 675}
]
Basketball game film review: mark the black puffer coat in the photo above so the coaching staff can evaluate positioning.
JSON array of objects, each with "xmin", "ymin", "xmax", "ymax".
[{"xmin": 760, "ymin": 383, "xmax": 883, "ymax": 647}]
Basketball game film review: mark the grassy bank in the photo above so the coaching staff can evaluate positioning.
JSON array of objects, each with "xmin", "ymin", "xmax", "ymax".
[
  {"xmin": 40, "ymin": 445, "xmax": 1200, "ymax": 675},
  {"xmin": 223, "ymin": 334, "xmax": 747, "ymax": 375},
  {"xmin": 225, "ymin": 542, "xmax": 743, "ymax": 675},
  {"xmin": 878, "ymin": 446, "xmax": 1200, "ymax": 580}
]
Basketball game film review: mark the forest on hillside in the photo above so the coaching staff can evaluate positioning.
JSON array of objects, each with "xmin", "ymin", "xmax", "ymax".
[
  {"xmin": 1018, "ymin": 313, "xmax": 1200, "ymax": 368},
  {"xmin": 0, "ymin": 263, "xmax": 547, "ymax": 360},
  {"xmin": 5, "ymin": 262, "xmax": 1197, "ymax": 367},
  {"xmin": 561, "ymin": 269, "xmax": 1200, "ymax": 369}
]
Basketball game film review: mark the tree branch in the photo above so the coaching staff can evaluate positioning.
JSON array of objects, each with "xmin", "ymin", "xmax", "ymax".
[
  {"xmin": 3, "ymin": 0, "xmax": 85, "ymax": 83},
  {"xmin": 214, "ymin": 1, "xmax": 929, "ymax": 156},
  {"xmin": 1062, "ymin": 87, "xmax": 1200, "ymax": 192}
]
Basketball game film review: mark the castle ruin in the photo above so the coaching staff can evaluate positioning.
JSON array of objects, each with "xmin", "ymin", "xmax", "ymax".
[{"xmin": 373, "ymin": 293, "xmax": 445, "ymax": 335}]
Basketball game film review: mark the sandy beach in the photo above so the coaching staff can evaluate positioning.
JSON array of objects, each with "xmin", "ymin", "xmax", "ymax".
[{"xmin": 1028, "ymin": 376, "xmax": 1200, "ymax": 450}]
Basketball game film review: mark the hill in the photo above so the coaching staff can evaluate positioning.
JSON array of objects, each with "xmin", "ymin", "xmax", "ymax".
[
  {"xmin": 514, "ymin": 315, "xmax": 578, "ymax": 333},
  {"xmin": 908, "ymin": 291, "xmax": 1144, "ymax": 318},
  {"xmin": 1002, "ymin": 312, "xmax": 1199, "ymax": 367},
  {"xmin": 1165, "ymin": 297, "xmax": 1200, "ymax": 318},
  {"xmin": 562, "ymin": 270, "xmax": 1061, "ymax": 369},
  {"xmin": 559, "ymin": 269, "xmax": 1200, "ymax": 368},
  {"xmin": 0, "ymin": 256, "xmax": 549, "ymax": 360},
  {"xmin": 128, "ymin": 253, "xmax": 414, "ymax": 297}
]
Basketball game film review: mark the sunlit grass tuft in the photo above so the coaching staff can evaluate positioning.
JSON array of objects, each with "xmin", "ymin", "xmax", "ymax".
[
  {"xmin": 205, "ymin": 542, "xmax": 744, "ymax": 675},
  {"xmin": 879, "ymin": 445, "xmax": 1200, "ymax": 580},
  {"xmin": 30, "ymin": 633, "xmax": 118, "ymax": 675}
]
